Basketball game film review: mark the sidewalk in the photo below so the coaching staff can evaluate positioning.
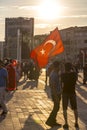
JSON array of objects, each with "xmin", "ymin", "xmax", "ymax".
[{"xmin": 0, "ymin": 72, "xmax": 87, "ymax": 130}]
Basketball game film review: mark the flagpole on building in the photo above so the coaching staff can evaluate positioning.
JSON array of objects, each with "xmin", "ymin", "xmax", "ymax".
[{"xmin": 17, "ymin": 29, "xmax": 21, "ymax": 62}]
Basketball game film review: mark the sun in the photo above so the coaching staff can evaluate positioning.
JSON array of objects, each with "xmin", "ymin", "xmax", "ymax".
[{"xmin": 38, "ymin": 0, "xmax": 62, "ymax": 20}]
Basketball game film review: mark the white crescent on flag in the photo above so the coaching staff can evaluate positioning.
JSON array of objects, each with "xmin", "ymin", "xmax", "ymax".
[
  {"xmin": 44, "ymin": 40, "xmax": 56, "ymax": 46},
  {"xmin": 42, "ymin": 40, "xmax": 57, "ymax": 56}
]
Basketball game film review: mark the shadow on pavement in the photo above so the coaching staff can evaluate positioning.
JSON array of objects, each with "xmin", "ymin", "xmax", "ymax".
[
  {"xmin": 22, "ymin": 80, "xmax": 38, "ymax": 89},
  {"xmin": 21, "ymin": 114, "xmax": 62, "ymax": 130},
  {"xmin": 18, "ymin": 78, "xmax": 38, "ymax": 90},
  {"xmin": 76, "ymin": 85, "xmax": 87, "ymax": 126},
  {"xmin": 21, "ymin": 114, "xmax": 45, "ymax": 130}
]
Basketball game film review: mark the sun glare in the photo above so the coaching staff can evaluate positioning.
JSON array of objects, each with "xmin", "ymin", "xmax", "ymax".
[{"xmin": 38, "ymin": 0, "xmax": 62, "ymax": 20}]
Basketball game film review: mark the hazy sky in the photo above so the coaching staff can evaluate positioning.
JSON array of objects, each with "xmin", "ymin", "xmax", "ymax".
[{"xmin": 0, "ymin": 0, "xmax": 87, "ymax": 41}]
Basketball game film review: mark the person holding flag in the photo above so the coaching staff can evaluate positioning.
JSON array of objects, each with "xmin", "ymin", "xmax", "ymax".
[
  {"xmin": 30, "ymin": 27, "xmax": 64, "ymax": 127},
  {"xmin": 45, "ymin": 61, "xmax": 62, "ymax": 127}
]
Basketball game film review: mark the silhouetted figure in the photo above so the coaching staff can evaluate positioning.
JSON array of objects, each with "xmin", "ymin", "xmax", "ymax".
[
  {"xmin": 61, "ymin": 62, "xmax": 79, "ymax": 129},
  {"xmin": 46, "ymin": 61, "xmax": 62, "ymax": 127}
]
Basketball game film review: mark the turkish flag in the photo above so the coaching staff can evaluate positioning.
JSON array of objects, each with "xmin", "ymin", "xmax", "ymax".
[{"xmin": 30, "ymin": 27, "xmax": 64, "ymax": 68}]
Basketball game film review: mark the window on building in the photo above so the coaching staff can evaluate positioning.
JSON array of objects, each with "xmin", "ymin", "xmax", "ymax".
[{"xmin": 84, "ymin": 40, "xmax": 87, "ymax": 43}]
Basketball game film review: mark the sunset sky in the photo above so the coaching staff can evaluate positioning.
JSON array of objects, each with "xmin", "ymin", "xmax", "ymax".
[{"xmin": 0, "ymin": 0, "xmax": 87, "ymax": 41}]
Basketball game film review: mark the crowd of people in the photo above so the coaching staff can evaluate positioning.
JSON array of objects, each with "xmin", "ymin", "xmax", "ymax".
[
  {"xmin": 0, "ymin": 58, "xmax": 40, "ymax": 119},
  {"xmin": 21, "ymin": 59, "xmax": 40, "ymax": 82},
  {"xmin": 0, "ymin": 57, "xmax": 87, "ymax": 128},
  {"xmin": 0, "ymin": 58, "xmax": 22, "ymax": 119}
]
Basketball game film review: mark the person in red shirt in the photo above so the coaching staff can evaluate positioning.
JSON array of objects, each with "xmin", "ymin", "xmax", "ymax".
[{"xmin": 6, "ymin": 60, "xmax": 16, "ymax": 91}]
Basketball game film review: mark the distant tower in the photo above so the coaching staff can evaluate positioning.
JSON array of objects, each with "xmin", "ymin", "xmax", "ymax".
[{"xmin": 5, "ymin": 17, "xmax": 34, "ymax": 60}]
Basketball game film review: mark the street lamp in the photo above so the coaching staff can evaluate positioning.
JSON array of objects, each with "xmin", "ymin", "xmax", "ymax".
[{"xmin": 17, "ymin": 29, "xmax": 21, "ymax": 62}]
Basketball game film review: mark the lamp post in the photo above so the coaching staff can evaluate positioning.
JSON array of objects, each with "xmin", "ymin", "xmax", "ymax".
[{"xmin": 17, "ymin": 29, "xmax": 21, "ymax": 62}]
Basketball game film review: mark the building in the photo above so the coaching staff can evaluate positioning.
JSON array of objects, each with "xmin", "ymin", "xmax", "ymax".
[
  {"xmin": 5, "ymin": 17, "xmax": 34, "ymax": 61},
  {"xmin": 0, "ymin": 41, "xmax": 4, "ymax": 60},
  {"xmin": 34, "ymin": 34, "xmax": 47, "ymax": 48},
  {"xmin": 60, "ymin": 26, "xmax": 87, "ymax": 64}
]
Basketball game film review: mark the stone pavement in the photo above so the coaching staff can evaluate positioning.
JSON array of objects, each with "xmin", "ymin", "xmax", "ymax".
[{"xmin": 0, "ymin": 71, "xmax": 87, "ymax": 130}]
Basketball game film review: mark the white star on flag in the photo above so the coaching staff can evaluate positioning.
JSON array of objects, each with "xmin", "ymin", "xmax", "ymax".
[{"xmin": 40, "ymin": 49, "xmax": 45, "ymax": 55}]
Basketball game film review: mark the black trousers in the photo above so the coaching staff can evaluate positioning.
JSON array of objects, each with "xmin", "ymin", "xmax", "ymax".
[{"xmin": 46, "ymin": 95, "xmax": 61, "ymax": 124}]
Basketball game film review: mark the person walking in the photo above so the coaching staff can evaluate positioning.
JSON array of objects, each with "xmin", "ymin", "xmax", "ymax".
[
  {"xmin": 45, "ymin": 61, "xmax": 62, "ymax": 127},
  {"xmin": 61, "ymin": 62, "xmax": 79, "ymax": 129},
  {"xmin": 0, "ymin": 60, "xmax": 8, "ymax": 118}
]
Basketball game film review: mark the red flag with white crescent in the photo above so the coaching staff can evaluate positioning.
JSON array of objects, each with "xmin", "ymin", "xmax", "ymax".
[{"xmin": 30, "ymin": 27, "xmax": 64, "ymax": 68}]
